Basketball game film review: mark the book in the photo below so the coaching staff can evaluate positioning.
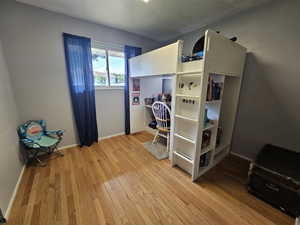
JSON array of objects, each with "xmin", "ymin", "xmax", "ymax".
[
  {"xmin": 202, "ymin": 130, "xmax": 211, "ymax": 149},
  {"xmin": 199, "ymin": 152, "xmax": 211, "ymax": 167},
  {"xmin": 207, "ymin": 75, "xmax": 223, "ymax": 101},
  {"xmin": 206, "ymin": 76, "xmax": 213, "ymax": 101}
]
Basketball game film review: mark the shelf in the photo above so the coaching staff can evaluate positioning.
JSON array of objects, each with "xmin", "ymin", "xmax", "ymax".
[
  {"xmin": 201, "ymin": 147, "xmax": 212, "ymax": 155},
  {"xmin": 173, "ymin": 152, "xmax": 194, "ymax": 164},
  {"xmin": 177, "ymin": 71, "xmax": 203, "ymax": 76},
  {"xmin": 203, "ymin": 123, "xmax": 216, "ymax": 131},
  {"xmin": 175, "ymin": 114, "xmax": 198, "ymax": 122},
  {"xmin": 176, "ymin": 94, "xmax": 201, "ymax": 98},
  {"xmin": 205, "ymin": 100, "xmax": 221, "ymax": 104},
  {"xmin": 174, "ymin": 133, "xmax": 196, "ymax": 144}
]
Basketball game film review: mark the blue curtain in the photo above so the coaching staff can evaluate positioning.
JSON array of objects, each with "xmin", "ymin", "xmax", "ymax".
[
  {"xmin": 63, "ymin": 33, "xmax": 98, "ymax": 146},
  {"xmin": 124, "ymin": 45, "xmax": 142, "ymax": 135}
]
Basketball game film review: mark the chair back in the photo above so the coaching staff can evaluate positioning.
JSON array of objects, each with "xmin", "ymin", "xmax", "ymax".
[
  {"xmin": 152, "ymin": 101, "xmax": 171, "ymax": 131},
  {"xmin": 18, "ymin": 120, "xmax": 46, "ymax": 141}
]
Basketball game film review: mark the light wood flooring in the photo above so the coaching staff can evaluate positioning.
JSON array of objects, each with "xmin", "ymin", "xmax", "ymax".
[{"xmin": 8, "ymin": 131, "xmax": 294, "ymax": 225}]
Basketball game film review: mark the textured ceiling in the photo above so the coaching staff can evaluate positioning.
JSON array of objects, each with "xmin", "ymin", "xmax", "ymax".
[{"xmin": 16, "ymin": 0, "xmax": 271, "ymax": 41}]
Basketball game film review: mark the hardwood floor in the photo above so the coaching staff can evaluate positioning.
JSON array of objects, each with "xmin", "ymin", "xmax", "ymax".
[{"xmin": 8, "ymin": 131, "xmax": 293, "ymax": 225}]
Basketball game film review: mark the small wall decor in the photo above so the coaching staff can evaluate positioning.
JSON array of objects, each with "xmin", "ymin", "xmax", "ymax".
[
  {"xmin": 182, "ymin": 98, "xmax": 196, "ymax": 104},
  {"xmin": 132, "ymin": 93, "xmax": 140, "ymax": 105},
  {"xmin": 132, "ymin": 78, "xmax": 140, "ymax": 92},
  {"xmin": 178, "ymin": 81, "xmax": 200, "ymax": 93}
]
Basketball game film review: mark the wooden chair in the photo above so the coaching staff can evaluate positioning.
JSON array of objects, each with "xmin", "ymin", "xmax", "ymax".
[{"xmin": 152, "ymin": 101, "xmax": 171, "ymax": 152}]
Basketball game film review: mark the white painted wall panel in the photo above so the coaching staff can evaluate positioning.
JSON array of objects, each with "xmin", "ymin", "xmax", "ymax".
[
  {"xmin": 205, "ymin": 30, "xmax": 246, "ymax": 77},
  {"xmin": 0, "ymin": 0, "xmax": 159, "ymax": 146},
  {"xmin": 0, "ymin": 40, "xmax": 23, "ymax": 215},
  {"xmin": 130, "ymin": 42, "xmax": 180, "ymax": 77}
]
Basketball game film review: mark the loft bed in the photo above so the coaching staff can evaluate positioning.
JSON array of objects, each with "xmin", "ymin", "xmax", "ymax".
[
  {"xmin": 129, "ymin": 41, "xmax": 181, "ymax": 77},
  {"xmin": 129, "ymin": 30, "xmax": 247, "ymax": 181},
  {"xmin": 128, "ymin": 41, "xmax": 181, "ymax": 135}
]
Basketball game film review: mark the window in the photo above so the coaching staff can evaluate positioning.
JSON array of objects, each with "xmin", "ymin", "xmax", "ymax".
[
  {"xmin": 108, "ymin": 50, "xmax": 125, "ymax": 86},
  {"xmin": 92, "ymin": 48, "xmax": 125, "ymax": 88},
  {"xmin": 92, "ymin": 48, "xmax": 108, "ymax": 86}
]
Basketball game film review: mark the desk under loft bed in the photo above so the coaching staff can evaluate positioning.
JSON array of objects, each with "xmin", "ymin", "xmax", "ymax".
[{"xmin": 128, "ymin": 30, "xmax": 247, "ymax": 181}]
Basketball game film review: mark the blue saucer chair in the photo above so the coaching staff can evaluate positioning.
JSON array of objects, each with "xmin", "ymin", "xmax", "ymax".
[{"xmin": 18, "ymin": 120, "xmax": 64, "ymax": 166}]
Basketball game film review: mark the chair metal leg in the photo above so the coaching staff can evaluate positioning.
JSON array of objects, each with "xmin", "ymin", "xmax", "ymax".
[
  {"xmin": 35, "ymin": 156, "xmax": 47, "ymax": 167},
  {"xmin": 47, "ymin": 147, "xmax": 53, "ymax": 154},
  {"xmin": 0, "ymin": 208, "xmax": 6, "ymax": 224},
  {"xmin": 31, "ymin": 149, "xmax": 46, "ymax": 167},
  {"xmin": 57, "ymin": 150, "xmax": 64, "ymax": 157},
  {"xmin": 54, "ymin": 145, "xmax": 64, "ymax": 157}
]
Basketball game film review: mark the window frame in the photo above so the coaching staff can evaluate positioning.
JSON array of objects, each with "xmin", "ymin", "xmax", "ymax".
[{"xmin": 91, "ymin": 46, "xmax": 125, "ymax": 90}]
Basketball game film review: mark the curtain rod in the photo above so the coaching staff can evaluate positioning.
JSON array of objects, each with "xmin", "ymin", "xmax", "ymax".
[{"xmin": 63, "ymin": 32, "xmax": 125, "ymax": 50}]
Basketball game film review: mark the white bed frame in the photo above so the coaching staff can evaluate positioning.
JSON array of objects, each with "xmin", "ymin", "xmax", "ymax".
[
  {"xmin": 128, "ymin": 31, "xmax": 300, "ymax": 224},
  {"xmin": 129, "ymin": 30, "xmax": 247, "ymax": 181}
]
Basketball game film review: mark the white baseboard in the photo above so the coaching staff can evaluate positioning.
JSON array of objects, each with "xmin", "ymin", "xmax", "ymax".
[
  {"xmin": 56, "ymin": 132, "xmax": 125, "ymax": 151},
  {"xmin": 295, "ymin": 217, "xmax": 299, "ymax": 225},
  {"xmin": 230, "ymin": 151, "xmax": 252, "ymax": 162},
  {"xmin": 98, "ymin": 132, "xmax": 125, "ymax": 141},
  {"xmin": 5, "ymin": 165, "xmax": 26, "ymax": 219},
  {"xmin": 57, "ymin": 143, "xmax": 78, "ymax": 151}
]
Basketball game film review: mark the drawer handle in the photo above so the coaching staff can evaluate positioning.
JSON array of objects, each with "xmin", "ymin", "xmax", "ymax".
[{"xmin": 265, "ymin": 183, "xmax": 279, "ymax": 192}]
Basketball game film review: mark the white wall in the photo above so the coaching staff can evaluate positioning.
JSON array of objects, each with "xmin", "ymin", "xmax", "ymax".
[
  {"xmin": 0, "ymin": 40, "xmax": 23, "ymax": 215},
  {"xmin": 0, "ymin": 0, "xmax": 160, "ymax": 147},
  {"xmin": 175, "ymin": 0, "xmax": 300, "ymax": 159},
  {"xmin": 95, "ymin": 89, "xmax": 125, "ymax": 138},
  {"xmin": 140, "ymin": 76, "xmax": 164, "ymax": 100}
]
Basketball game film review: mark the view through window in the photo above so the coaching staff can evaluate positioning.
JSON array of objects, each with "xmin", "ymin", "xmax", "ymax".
[{"xmin": 92, "ymin": 48, "xmax": 125, "ymax": 87}]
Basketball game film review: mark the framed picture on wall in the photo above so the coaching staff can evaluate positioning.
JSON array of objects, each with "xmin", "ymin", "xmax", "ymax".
[
  {"xmin": 132, "ymin": 78, "xmax": 140, "ymax": 92},
  {"xmin": 132, "ymin": 93, "xmax": 140, "ymax": 105}
]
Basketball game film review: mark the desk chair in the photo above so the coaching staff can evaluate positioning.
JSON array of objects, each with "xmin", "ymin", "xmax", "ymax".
[
  {"xmin": 152, "ymin": 101, "xmax": 171, "ymax": 152},
  {"xmin": 18, "ymin": 120, "xmax": 64, "ymax": 166}
]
